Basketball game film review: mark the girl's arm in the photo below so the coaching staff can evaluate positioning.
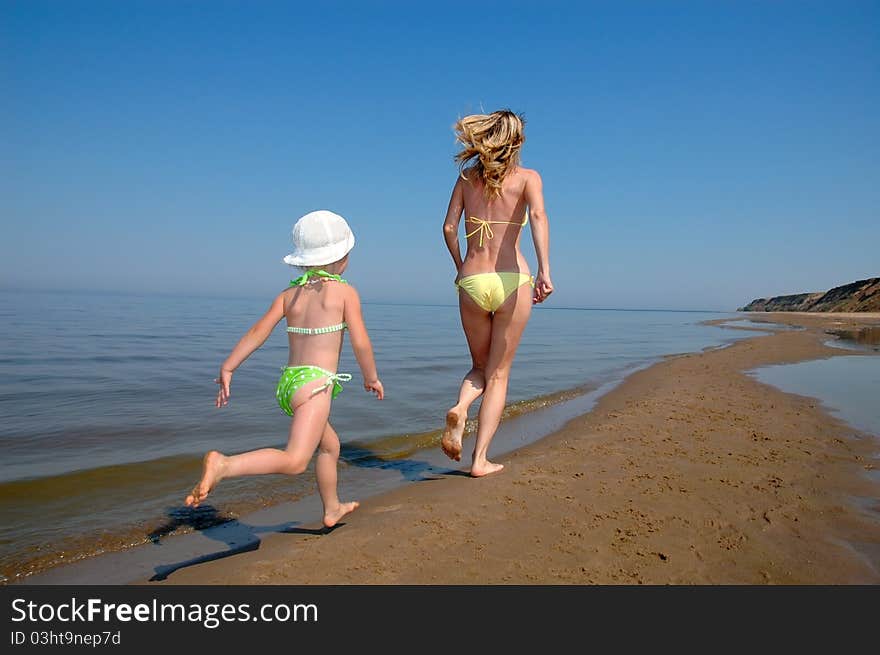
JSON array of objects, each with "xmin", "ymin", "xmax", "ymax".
[
  {"xmin": 524, "ymin": 170, "xmax": 554, "ymax": 304},
  {"xmin": 215, "ymin": 292, "xmax": 286, "ymax": 407},
  {"xmin": 344, "ymin": 285, "xmax": 384, "ymax": 399},
  {"xmin": 442, "ymin": 177, "xmax": 465, "ymax": 276}
]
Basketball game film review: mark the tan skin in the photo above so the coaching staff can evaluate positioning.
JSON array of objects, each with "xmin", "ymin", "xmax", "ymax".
[
  {"xmin": 185, "ymin": 255, "xmax": 384, "ymax": 528},
  {"xmin": 441, "ymin": 166, "xmax": 554, "ymax": 476}
]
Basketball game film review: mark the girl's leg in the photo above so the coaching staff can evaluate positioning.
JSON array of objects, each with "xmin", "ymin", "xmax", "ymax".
[
  {"xmin": 186, "ymin": 387, "xmax": 332, "ymax": 507},
  {"xmin": 315, "ymin": 421, "xmax": 359, "ymax": 528},
  {"xmin": 471, "ymin": 283, "xmax": 532, "ymax": 477},
  {"xmin": 441, "ymin": 291, "xmax": 492, "ymax": 461}
]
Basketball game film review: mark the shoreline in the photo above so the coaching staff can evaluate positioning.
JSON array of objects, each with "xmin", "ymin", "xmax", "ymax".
[
  {"xmin": 134, "ymin": 312, "xmax": 879, "ymax": 584},
  {"xmin": 4, "ymin": 380, "xmax": 608, "ymax": 585},
  {"xmin": 18, "ymin": 309, "xmax": 765, "ymax": 585},
  {"xmin": 7, "ymin": 305, "xmax": 748, "ymax": 585},
  {"xmin": 19, "ymin": 369, "xmax": 646, "ymax": 584}
]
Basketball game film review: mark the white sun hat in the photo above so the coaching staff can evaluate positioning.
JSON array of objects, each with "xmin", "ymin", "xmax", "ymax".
[{"xmin": 282, "ymin": 210, "xmax": 356, "ymax": 267}]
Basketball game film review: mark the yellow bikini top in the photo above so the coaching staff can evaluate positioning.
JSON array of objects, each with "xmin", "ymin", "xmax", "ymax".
[{"xmin": 465, "ymin": 211, "xmax": 529, "ymax": 247}]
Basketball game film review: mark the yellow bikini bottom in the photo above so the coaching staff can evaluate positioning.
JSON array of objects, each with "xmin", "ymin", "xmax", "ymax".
[{"xmin": 456, "ymin": 272, "xmax": 533, "ymax": 312}]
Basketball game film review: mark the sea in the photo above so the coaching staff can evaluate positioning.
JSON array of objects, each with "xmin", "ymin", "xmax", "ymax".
[{"xmin": 1, "ymin": 289, "xmax": 875, "ymax": 583}]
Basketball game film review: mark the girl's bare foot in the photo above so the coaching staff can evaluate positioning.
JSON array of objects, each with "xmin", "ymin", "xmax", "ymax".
[
  {"xmin": 470, "ymin": 461, "xmax": 504, "ymax": 478},
  {"xmin": 440, "ymin": 408, "xmax": 466, "ymax": 461},
  {"xmin": 185, "ymin": 451, "xmax": 226, "ymax": 507},
  {"xmin": 323, "ymin": 501, "xmax": 360, "ymax": 528}
]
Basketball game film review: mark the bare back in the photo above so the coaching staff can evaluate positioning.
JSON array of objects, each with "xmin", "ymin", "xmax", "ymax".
[
  {"xmin": 282, "ymin": 279, "xmax": 347, "ymax": 371},
  {"xmin": 458, "ymin": 166, "xmax": 539, "ymax": 276}
]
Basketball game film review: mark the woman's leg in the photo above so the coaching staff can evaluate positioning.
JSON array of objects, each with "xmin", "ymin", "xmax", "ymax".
[
  {"xmin": 186, "ymin": 385, "xmax": 332, "ymax": 507},
  {"xmin": 471, "ymin": 282, "xmax": 532, "ymax": 477},
  {"xmin": 315, "ymin": 421, "xmax": 359, "ymax": 527},
  {"xmin": 441, "ymin": 291, "xmax": 492, "ymax": 461}
]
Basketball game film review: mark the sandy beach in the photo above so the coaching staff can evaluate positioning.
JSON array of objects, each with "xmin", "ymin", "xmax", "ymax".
[{"xmin": 141, "ymin": 313, "xmax": 880, "ymax": 585}]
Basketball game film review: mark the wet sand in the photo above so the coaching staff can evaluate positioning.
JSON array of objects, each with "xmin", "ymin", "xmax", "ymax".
[{"xmin": 143, "ymin": 312, "xmax": 880, "ymax": 584}]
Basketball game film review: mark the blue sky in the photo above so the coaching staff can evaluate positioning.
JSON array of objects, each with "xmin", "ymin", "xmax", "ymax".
[{"xmin": 3, "ymin": 1, "xmax": 878, "ymax": 310}]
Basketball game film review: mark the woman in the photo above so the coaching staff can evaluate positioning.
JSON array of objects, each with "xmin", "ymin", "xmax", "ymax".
[{"xmin": 441, "ymin": 110, "xmax": 554, "ymax": 476}]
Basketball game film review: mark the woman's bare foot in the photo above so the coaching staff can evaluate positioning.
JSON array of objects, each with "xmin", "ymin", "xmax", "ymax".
[
  {"xmin": 185, "ymin": 451, "xmax": 226, "ymax": 507},
  {"xmin": 469, "ymin": 461, "xmax": 504, "ymax": 478},
  {"xmin": 323, "ymin": 501, "xmax": 360, "ymax": 528},
  {"xmin": 440, "ymin": 408, "xmax": 466, "ymax": 461}
]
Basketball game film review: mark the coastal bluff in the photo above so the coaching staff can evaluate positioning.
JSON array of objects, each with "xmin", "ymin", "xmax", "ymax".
[{"xmin": 739, "ymin": 277, "xmax": 880, "ymax": 312}]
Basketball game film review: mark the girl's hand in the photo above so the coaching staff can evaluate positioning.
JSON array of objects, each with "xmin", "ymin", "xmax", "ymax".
[
  {"xmin": 533, "ymin": 272, "xmax": 554, "ymax": 304},
  {"xmin": 364, "ymin": 378, "xmax": 384, "ymax": 400},
  {"xmin": 215, "ymin": 368, "xmax": 233, "ymax": 408}
]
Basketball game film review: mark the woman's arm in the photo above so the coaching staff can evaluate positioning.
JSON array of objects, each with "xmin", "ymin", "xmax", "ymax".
[
  {"xmin": 442, "ymin": 177, "xmax": 465, "ymax": 275},
  {"xmin": 524, "ymin": 170, "xmax": 554, "ymax": 303},
  {"xmin": 344, "ymin": 285, "xmax": 384, "ymax": 399},
  {"xmin": 215, "ymin": 292, "xmax": 286, "ymax": 407}
]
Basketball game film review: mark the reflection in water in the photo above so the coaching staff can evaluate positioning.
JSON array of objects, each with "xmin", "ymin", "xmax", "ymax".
[{"xmin": 826, "ymin": 327, "xmax": 880, "ymax": 352}]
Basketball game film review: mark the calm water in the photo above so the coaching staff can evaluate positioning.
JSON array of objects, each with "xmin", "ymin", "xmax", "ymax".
[
  {"xmin": 723, "ymin": 319, "xmax": 804, "ymax": 331},
  {"xmin": 0, "ymin": 289, "xmax": 744, "ymax": 582},
  {"xmin": 826, "ymin": 326, "xmax": 880, "ymax": 353},
  {"xmin": 750, "ymin": 356, "xmax": 880, "ymax": 436}
]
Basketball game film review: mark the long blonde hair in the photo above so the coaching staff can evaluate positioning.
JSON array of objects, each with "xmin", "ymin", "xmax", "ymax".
[{"xmin": 454, "ymin": 109, "xmax": 525, "ymax": 199}]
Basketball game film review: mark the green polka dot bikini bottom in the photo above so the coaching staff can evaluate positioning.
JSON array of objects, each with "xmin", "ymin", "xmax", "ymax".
[{"xmin": 275, "ymin": 365, "xmax": 352, "ymax": 417}]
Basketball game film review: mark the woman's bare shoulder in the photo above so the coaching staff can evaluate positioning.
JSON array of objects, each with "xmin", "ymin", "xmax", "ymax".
[{"xmin": 458, "ymin": 167, "xmax": 479, "ymax": 186}]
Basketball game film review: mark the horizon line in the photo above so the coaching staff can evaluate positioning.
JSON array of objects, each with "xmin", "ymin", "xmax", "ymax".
[{"xmin": 0, "ymin": 285, "xmax": 733, "ymax": 314}]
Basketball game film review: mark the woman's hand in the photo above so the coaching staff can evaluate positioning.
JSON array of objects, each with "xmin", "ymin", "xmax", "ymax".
[
  {"xmin": 215, "ymin": 368, "xmax": 233, "ymax": 408},
  {"xmin": 533, "ymin": 272, "xmax": 554, "ymax": 304},
  {"xmin": 364, "ymin": 378, "xmax": 384, "ymax": 400}
]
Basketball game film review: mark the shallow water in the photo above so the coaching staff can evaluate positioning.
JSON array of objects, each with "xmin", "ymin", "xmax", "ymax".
[
  {"xmin": 749, "ymin": 356, "xmax": 880, "ymax": 436},
  {"xmin": 1, "ymin": 289, "xmax": 748, "ymax": 582},
  {"xmin": 825, "ymin": 326, "xmax": 880, "ymax": 353}
]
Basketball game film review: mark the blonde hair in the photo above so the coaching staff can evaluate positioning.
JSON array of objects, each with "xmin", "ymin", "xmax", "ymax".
[{"xmin": 454, "ymin": 109, "xmax": 525, "ymax": 199}]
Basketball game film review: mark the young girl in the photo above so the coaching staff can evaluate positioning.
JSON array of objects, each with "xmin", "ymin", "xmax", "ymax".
[
  {"xmin": 440, "ymin": 110, "xmax": 554, "ymax": 476},
  {"xmin": 186, "ymin": 210, "xmax": 384, "ymax": 529}
]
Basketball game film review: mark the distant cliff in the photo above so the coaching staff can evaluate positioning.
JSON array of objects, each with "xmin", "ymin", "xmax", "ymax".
[{"xmin": 739, "ymin": 277, "xmax": 880, "ymax": 312}]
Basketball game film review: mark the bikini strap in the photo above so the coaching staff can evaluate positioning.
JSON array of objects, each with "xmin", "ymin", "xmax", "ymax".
[
  {"xmin": 290, "ymin": 269, "xmax": 347, "ymax": 286},
  {"xmin": 310, "ymin": 371, "xmax": 353, "ymax": 396},
  {"xmin": 465, "ymin": 216, "xmax": 528, "ymax": 247},
  {"xmin": 465, "ymin": 217, "xmax": 494, "ymax": 247},
  {"xmin": 286, "ymin": 322, "xmax": 347, "ymax": 335}
]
